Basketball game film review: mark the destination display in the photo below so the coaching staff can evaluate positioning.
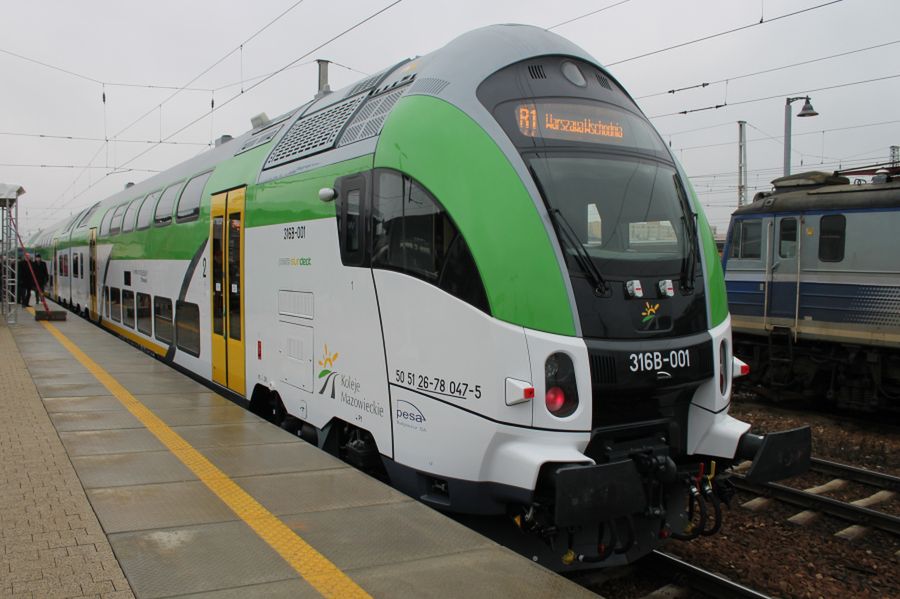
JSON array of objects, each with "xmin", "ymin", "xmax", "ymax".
[{"xmin": 517, "ymin": 101, "xmax": 626, "ymax": 144}]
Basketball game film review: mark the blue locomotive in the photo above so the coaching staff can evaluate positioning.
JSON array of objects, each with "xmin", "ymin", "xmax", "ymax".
[{"xmin": 724, "ymin": 170, "xmax": 900, "ymax": 412}]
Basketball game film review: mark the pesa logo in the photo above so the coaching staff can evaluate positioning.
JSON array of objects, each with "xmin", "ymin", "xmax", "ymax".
[{"xmin": 395, "ymin": 400, "xmax": 427, "ymax": 432}]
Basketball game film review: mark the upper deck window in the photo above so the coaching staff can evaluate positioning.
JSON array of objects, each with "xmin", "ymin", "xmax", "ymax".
[
  {"xmin": 154, "ymin": 183, "xmax": 183, "ymax": 226},
  {"xmin": 176, "ymin": 171, "xmax": 212, "ymax": 222}
]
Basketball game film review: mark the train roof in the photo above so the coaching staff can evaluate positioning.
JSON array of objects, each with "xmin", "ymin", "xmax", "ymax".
[{"xmin": 734, "ymin": 170, "xmax": 900, "ymax": 216}]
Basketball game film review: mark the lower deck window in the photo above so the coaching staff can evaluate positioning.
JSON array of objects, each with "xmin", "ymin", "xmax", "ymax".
[
  {"xmin": 109, "ymin": 287, "xmax": 121, "ymax": 322},
  {"xmin": 104, "ymin": 287, "xmax": 110, "ymax": 319},
  {"xmin": 137, "ymin": 292, "xmax": 152, "ymax": 336},
  {"xmin": 175, "ymin": 301, "xmax": 200, "ymax": 356},
  {"xmin": 154, "ymin": 297, "xmax": 173, "ymax": 344},
  {"xmin": 122, "ymin": 290, "xmax": 135, "ymax": 328}
]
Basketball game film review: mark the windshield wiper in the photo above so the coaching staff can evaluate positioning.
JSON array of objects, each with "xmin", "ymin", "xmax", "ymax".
[
  {"xmin": 680, "ymin": 213, "xmax": 698, "ymax": 292},
  {"xmin": 550, "ymin": 208, "xmax": 610, "ymax": 296},
  {"xmin": 527, "ymin": 165, "xmax": 609, "ymax": 296}
]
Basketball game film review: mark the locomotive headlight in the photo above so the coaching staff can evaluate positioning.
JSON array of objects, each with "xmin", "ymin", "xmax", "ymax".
[
  {"xmin": 545, "ymin": 353, "xmax": 578, "ymax": 417},
  {"xmin": 719, "ymin": 340, "xmax": 729, "ymax": 396}
]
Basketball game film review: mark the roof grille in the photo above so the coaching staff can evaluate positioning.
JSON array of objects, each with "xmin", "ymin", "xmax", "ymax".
[
  {"xmin": 596, "ymin": 73, "xmax": 612, "ymax": 90},
  {"xmin": 339, "ymin": 85, "xmax": 410, "ymax": 147},
  {"xmin": 263, "ymin": 96, "xmax": 365, "ymax": 169},
  {"xmin": 346, "ymin": 73, "xmax": 381, "ymax": 97},
  {"xmin": 528, "ymin": 64, "xmax": 546, "ymax": 80},
  {"xmin": 409, "ymin": 77, "xmax": 450, "ymax": 96}
]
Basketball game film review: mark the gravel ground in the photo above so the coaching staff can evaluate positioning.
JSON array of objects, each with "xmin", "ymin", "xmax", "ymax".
[
  {"xmin": 584, "ymin": 397, "xmax": 899, "ymax": 599},
  {"xmin": 665, "ymin": 397, "xmax": 900, "ymax": 599}
]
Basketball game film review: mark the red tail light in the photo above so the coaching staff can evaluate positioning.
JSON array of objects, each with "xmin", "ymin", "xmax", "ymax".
[{"xmin": 545, "ymin": 386, "xmax": 566, "ymax": 414}]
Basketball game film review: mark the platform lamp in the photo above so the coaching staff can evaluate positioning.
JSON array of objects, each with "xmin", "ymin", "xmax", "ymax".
[{"xmin": 783, "ymin": 96, "xmax": 819, "ymax": 176}]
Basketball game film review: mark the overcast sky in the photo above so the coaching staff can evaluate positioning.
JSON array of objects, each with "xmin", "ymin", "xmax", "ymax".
[{"xmin": 2, "ymin": 0, "xmax": 898, "ymax": 238}]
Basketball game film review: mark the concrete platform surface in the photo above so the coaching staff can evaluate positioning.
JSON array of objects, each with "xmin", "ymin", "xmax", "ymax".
[{"xmin": 1, "ymin": 307, "xmax": 597, "ymax": 599}]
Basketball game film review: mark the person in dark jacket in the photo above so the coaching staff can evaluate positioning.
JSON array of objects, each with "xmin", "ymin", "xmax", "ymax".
[
  {"xmin": 33, "ymin": 254, "xmax": 49, "ymax": 299},
  {"xmin": 17, "ymin": 254, "xmax": 34, "ymax": 307}
]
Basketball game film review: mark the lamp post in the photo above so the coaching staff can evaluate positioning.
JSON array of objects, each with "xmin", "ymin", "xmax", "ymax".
[{"xmin": 783, "ymin": 96, "xmax": 819, "ymax": 176}]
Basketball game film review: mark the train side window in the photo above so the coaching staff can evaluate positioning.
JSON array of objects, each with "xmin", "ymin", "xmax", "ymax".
[
  {"xmin": 175, "ymin": 301, "xmax": 201, "ymax": 356},
  {"xmin": 109, "ymin": 287, "xmax": 121, "ymax": 323},
  {"xmin": 818, "ymin": 214, "xmax": 845, "ymax": 262},
  {"xmin": 372, "ymin": 170, "xmax": 490, "ymax": 313},
  {"xmin": 779, "ymin": 218, "xmax": 797, "ymax": 258},
  {"xmin": 99, "ymin": 208, "xmax": 114, "ymax": 237},
  {"xmin": 154, "ymin": 297, "xmax": 174, "ymax": 344},
  {"xmin": 136, "ymin": 292, "xmax": 152, "ymax": 336},
  {"xmin": 73, "ymin": 254, "xmax": 80, "ymax": 279},
  {"xmin": 335, "ymin": 174, "xmax": 367, "ymax": 266},
  {"xmin": 176, "ymin": 171, "xmax": 212, "ymax": 223},
  {"xmin": 122, "ymin": 197, "xmax": 145, "ymax": 233},
  {"xmin": 109, "ymin": 204, "xmax": 128, "ymax": 235},
  {"xmin": 137, "ymin": 191, "xmax": 161, "ymax": 230},
  {"xmin": 732, "ymin": 219, "xmax": 761, "ymax": 259},
  {"xmin": 104, "ymin": 286, "xmax": 110, "ymax": 318},
  {"xmin": 154, "ymin": 183, "xmax": 183, "ymax": 227},
  {"xmin": 122, "ymin": 290, "xmax": 135, "ymax": 328}
]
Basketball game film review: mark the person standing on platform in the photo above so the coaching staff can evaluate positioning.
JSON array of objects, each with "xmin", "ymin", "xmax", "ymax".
[
  {"xmin": 17, "ymin": 254, "xmax": 34, "ymax": 307},
  {"xmin": 33, "ymin": 254, "xmax": 49, "ymax": 299}
]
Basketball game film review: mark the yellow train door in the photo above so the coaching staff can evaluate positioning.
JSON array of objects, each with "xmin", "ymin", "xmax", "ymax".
[
  {"xmin": 210, "ymin": 188, "xmax": 246, "ymax": 396},
  {"xmin": 88, "ymin": 228, "xmax": 98, "ymax": 320}
]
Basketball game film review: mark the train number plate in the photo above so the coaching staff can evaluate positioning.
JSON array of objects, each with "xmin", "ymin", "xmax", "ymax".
[{"xmin": 628, "ymin": 349, "xmax": 692, "ymax": 373}]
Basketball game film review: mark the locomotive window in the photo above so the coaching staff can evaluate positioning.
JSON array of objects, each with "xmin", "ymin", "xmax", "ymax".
[
  {"xmin": 779, "ymin": 218, "xmax": 797, "ymax": 258},
  {"xmin": 137, "ymin": 292, "xmax": 152, "ymax": 336},
  {"xmin": 176, "ymin": 171, "xmax": 212, "ymax": 222},
  {"xmin": 154, "ymin": 297, "xmax": 174, "ymax": 344},
  {"xmin": 122, "ymin": 197, "xmax": 145, "ymax": 233},
  {"xmin": 122, "ymin": 290, "xmax": 135, "ymax": 329},
  {"xmin": 732, "ymin": 220, "xmax": 761, "ymax": 259},
  {"xmin": 109, "ymin": 287, "xmax": 121, "ymax": 323},
  {"xmin": 175, "ymin": 301, "xmax": 201, "ymax": 356},
  {"xmin": 154, "ymin": 183, "xmax": 183, "ymax": 227},
  {"xmin": 137, "ymin": 191, "xmax": 161, "ymax": 230},
  {"xmin": 99, "ymin": 208, "xmax": 114, "ymax": 237},
  {"xmin": 818, "ymin": 214, "xmax": 845, "ymax": 262},
  {"xmin": 109, "ymin": 205, "xmax": 128, "ymax": 236},
  {"xmin": 372, "ymin": 170, "xmax": 490, "ymax": 313}
]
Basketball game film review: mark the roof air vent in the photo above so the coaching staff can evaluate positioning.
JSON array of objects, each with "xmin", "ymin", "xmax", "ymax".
[
  {"xmin": 251, "ymin": 113, "xmax": 270, "ymax": 129},
  {"xmin": 124, "ymin": 182, "xmax": 135, "ymax": 189},
  {"xmin": 596, "ymin": 73, "xmax": 612, "ymax": 90},
  {"xmin": 215, "ymin": 135, "xmax": 233, "ymax": 147},
  {"xmin": 528, "ymin": 64, "xmax": 546, "ymax": 80}
]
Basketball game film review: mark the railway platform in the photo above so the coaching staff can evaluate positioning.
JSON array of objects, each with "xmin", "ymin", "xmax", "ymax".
[{"xmin": 0, "ymin": 306, "xmax": 595, "ymax": 598}]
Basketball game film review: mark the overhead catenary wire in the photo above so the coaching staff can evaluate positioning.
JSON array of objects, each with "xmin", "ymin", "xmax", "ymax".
[
  {"xmin": 113, "ymin": 0, "xmax": 404, "ymax": 174},
  {"xmin": 53, "ymin": 0, "xmax": 404, "ymax": 212},
  {"xmin": 546, "ymin": 0, "xmax": 633, "ymax": 31},
  {"xmin": 0, "ymin": 131, "xmax": 209, "ymax": 145},
  {"xmin": 606, "ymin": 0, "xmax": 845, "ymax": 67},
  {"xmin": 634, "ymin": 39, "xmax": 900, "ymax": 99},
  {"xmin": 651, "ymin": 72, "xmax": 900, "ymax": 118}
]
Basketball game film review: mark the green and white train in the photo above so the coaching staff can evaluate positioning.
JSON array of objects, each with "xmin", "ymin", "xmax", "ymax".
[{"xmin": 32, "ymin": 25, "xmax": 810, "ymax": 566}]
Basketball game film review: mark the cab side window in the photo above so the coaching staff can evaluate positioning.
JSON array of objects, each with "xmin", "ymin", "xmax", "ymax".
[{"xmin": 371, "ymin": 170, "xmax": 490, "ymax": 313}]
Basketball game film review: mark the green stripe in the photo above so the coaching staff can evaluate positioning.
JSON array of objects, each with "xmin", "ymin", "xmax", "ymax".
[
  {"xmin": 375, "ymin": 95, "xmax": 576, "ymax": 336},
  {"xmin": 684, "ymin": 176, "xmax": 728, "ymax": 327}
]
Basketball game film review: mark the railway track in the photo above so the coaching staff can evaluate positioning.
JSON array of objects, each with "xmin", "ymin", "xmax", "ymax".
[
  {"xmin": 733, "ymin": 457, "xmax": 900, "ymax": 536},
  {"xmin": 638, "ymin": 551, "xmax": 773, "ymax": 599}
]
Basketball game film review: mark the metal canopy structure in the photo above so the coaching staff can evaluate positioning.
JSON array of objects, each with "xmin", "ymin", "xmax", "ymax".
[{"xmin": 0, "ymin": 183, "xmax": 25, "ymax": 324}]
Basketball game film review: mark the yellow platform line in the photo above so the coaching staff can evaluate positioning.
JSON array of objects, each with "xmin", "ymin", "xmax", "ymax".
[{"xmin": 32, "ymin": 311, "xmax": 371, "ymax": 599}]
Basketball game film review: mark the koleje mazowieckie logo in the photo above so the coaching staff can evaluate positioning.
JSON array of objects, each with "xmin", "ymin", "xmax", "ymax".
[
  {"xmin": 317, "ymin": 344, "xmax": 340, "ymax": 398},
  {"xmin": 641, "ymin": 302, "xmax": 660, "ymax": 325}
]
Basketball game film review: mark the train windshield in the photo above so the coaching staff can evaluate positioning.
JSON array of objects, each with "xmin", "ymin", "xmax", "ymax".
[{"xmin": 527, "ymin": 153, "xmax": 691, "ymax": 276}]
